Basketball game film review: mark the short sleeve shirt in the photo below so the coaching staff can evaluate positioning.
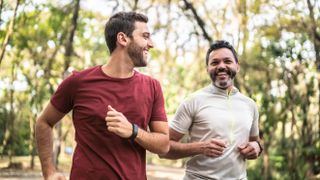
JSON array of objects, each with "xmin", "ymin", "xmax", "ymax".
[
  {"xmin": 51, "ymin": 65, "xmax": 167, "ymax": 180},
  {"xmin": 170, "ymin": 84, "xmax": 259, "ymax": 179}
]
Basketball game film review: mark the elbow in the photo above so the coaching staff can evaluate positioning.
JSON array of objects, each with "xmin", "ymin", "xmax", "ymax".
[
  {"xmin": 157, "ymin": 147, "xmax": 170, "ymax": 159},
  {"xmin": 35, "ymin": 117, "xmax": 46, "ymax": 139},
  {"xmin": 152, "ymin": 147, "xmax": 169, "ymax": 156},
  {"xmin": 161, "ymin": 144, "xmax": 170, "ymax": 155},
  {"xmin": 157, "ymin": 140, "xmax": 170, "ymax": 155},
  {"xmin": 158, "ymin": 150, "xmax": 179, "ymax": 160},
  {"xmin": 35, "ymin": 117, "xmax": 53, "ymax": 136},
  {"xmin": 154, "ymin": 136, "xmax": 170, "ymax": 155},
  {"xmin": 158, "ymin": 153, "xmax": 167, "ymax": 159}
]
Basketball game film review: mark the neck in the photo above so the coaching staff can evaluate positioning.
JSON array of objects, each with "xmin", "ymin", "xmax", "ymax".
[
  {"xmin": 212, "ymin": 83, "xmax": 234, "ymax": 92},
  {"xmin": 102, "ymin": 52, "xmax": 134, "ymax": 78}
]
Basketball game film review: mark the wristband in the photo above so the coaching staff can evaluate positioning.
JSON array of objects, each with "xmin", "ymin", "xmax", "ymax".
[
  {"xmin": 130, "ymin": 123, "xmax": 138, "ymax": 143},
  {"xmin": 256, "ymin": 140, "xmax": 263, "ymax": 156}
]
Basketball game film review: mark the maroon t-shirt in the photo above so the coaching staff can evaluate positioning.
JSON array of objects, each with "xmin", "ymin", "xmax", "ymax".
[{"xmin": 50, "ymin": 65, "xmax": 167, "ymax": 180}]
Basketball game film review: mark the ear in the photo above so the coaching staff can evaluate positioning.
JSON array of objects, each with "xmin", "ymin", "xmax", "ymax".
[
  {"xmin": 236, "ymin": 63, "xmax": 240, "ymax": 73},
  {"xmin": 116, "ymin": 32, "xmax": 129, "ymax": 47}
]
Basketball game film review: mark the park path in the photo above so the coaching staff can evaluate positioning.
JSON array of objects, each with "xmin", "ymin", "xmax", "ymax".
[{"xmin": 0, "ymin": 164, "xmax": 185, "ymax": 180}]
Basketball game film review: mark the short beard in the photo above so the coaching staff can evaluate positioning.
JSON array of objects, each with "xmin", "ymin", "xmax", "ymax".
[
  {"xmin": 127, "ymin": 41, "xmax": 146, "ymax": 67},
  {"xmin": 209, "ymin": 67, "xmax": 237, "ymax": 89}
]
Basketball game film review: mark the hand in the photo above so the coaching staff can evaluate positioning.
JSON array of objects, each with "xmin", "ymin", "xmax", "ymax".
[
  {"xmin": 105, "ymin": 105, "xmax": 133, "ymax": 138},
  {"xmin": 238, "ymin": 141, "xmax": 260, "ymax": 159},
  {"xmin": 46, "ymin": 172, "xmax": 66, "ymax": 180},
  {"xmin": 202, "ymin": 139, "xmax": 227, "ymax": 158}
]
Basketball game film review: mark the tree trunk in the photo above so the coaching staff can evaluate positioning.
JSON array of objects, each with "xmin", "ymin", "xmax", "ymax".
[
  {"xmin": 132, "ymin": 0, "xmax": 139, "ymax": 11},
  {"xmin": 263, "ymin": 142, "xmax": 270, "ymax": 180},
  {"xmin": 8, "ymin": 62, "xmax": 16, "ymax": 164},
  {"xmin": 0, "ymin": 0, "xmax": 3, "ymax": 20},
  {"xmin": 235, "ymin": 0, "xmax": 249, "ymax": 92},
  {"xmin": 53, "ymin": 0, "xmax": 80, "ymax": 168},
  {"xmin": 0, "ymin": 0, "xmax": 20, "ymax": 66},
  {"xmin": 182, "ymin": 0, "xmax": 213, "ymax": 44},
  {"xmin": 63, "ymin": 0, "xmax": 80, "ymax": 73},
  {"xmin": 306, "ymin": 1, "xmax": 320, "ymax": 174},
  {"xmin": 306, "ymin": 0, "xmax": 320, "ymax": 70}
]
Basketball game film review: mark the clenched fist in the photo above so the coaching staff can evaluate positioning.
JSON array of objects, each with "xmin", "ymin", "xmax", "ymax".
[
  {"xmin": 238, "ymin": 141, "xmax": 260, "ymax": 159},
  {"xmin": 105, "ymin": 105, "xmax": 133, "ymax": 138},
  {"xmin": 202, "ymin": 139, "xmax": 227, "ymax": 158}
]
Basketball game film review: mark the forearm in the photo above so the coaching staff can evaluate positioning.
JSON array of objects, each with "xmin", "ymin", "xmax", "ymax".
[
  {"xmin": 160, "ymin": 140, "xmax": 203, "ymax": 159},
  {"xmin": 135, "ymin": 128, "xmax": 169, "ymax": 154},
  {"xmin": 35, "ymin": 119, "xmax": 56, "ymax": 178},
  {"xmin": 239, "ymin": 136, "xmax": 263, "ymax": 160}
]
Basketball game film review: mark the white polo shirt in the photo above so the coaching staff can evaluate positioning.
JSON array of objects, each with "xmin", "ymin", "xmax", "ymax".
[{"xmin": 170, "ymin": 84, "xmax": 259, "ymax": 180}]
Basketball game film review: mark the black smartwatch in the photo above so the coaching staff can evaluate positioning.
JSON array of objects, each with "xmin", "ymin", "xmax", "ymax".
[{"xmin": 130, "ymin": 123, "xmax": 138, "ymax": 143}]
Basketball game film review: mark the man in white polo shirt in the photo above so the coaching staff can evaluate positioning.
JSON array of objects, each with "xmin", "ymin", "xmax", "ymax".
[{"xmin": 160, "ymin": 40, "xmax": 263, "ymax": 180}]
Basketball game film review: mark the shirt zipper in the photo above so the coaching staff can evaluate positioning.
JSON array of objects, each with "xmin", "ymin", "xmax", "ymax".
[{"xmin": 227, "ymin": 90, "xmax": 236, "ymax": 145}]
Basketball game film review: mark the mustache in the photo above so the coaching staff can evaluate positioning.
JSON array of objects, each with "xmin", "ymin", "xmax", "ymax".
[{"xmin": 214, "ymin": 67, "xmax": 237, "ymax": 78}]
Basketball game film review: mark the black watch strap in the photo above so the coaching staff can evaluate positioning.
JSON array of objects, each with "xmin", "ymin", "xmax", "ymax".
[
  {"xmin": 256, "ymin": 140, "xmax": 263, "ymax": 156},
  {"xmin": 130, "ymin": 123, "xmax": 138, "ymax": 143}
]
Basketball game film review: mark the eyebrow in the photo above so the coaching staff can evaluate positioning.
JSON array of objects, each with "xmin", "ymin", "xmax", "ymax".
[
  {"xmin": 212, "ymin": 57, "xmax": 233, "ymax": 60},
  {"xmin": 211, "ymin": 57, "xmax": 231, "ymax": 60}
]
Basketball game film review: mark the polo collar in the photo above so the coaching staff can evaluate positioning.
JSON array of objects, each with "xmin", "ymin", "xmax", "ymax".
[{"xmin": 210, "ymin": 84, "xmax": 239, "ymax": 96}]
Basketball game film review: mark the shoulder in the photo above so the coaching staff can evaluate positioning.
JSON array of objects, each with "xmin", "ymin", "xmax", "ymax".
[
  {"xmin": 135, "ymin": 70, "xmax": 162, "ymax": 87},
  {"xmin": 236, "ymin": 92, "xmax": 258, "ymax": 109},
  {"xmin": 175, "ymin": 87, "xmax": 209, "ymax": 111},
  {"xmin": 135, "ymin": 70, "xmax": 158, "ymax": 81},
  {"xmin": 184, "ymin": 86, "xmax": 211, "ymax": 102}
]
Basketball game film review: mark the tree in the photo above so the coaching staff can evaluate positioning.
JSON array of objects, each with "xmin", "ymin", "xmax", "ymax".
[{"xmin": 0, "ymin": 0, "xmax": 20, "ymax": 65}]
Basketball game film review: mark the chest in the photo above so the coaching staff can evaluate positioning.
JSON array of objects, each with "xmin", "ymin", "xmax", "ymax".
[
  {"xmin": 72, "ymin": 79, "xmax": 154, "ymax": 128},
  {"xmin": 193, "ymin": 97, "xmax": 254, "ymax": 132}
]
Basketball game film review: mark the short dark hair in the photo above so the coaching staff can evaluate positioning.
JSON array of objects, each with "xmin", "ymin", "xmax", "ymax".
[
  {"xmin": 205, "ymin": 40, "xmax": 238, "ymax": 66},
  {"xmin": 104, "ymin": 12, "xmax": 148, "ymax": 53}
]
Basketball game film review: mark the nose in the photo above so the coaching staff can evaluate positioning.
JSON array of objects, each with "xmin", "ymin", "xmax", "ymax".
[
  {"xmin": 148, "ymin": 38, "xmax": 154, "ymax": 49},
  {"xmin": 217, "ymin": 62, "xmax": 226, "ymax": 70}
]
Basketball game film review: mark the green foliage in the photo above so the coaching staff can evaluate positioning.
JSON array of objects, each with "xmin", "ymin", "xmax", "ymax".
[{"xmin": 0, "ymin": 0, "xmax": 319, "ymax": 179}]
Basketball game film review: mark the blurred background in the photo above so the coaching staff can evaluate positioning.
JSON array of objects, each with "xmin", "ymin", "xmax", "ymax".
[{"xmin": 0, "ymin": 0, "xmax": 319, "ymax": 179}]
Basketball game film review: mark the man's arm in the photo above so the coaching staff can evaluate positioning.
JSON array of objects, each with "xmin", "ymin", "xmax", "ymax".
[
  {"xmin": 159, "ymin": 128, "xmax": 201, "ymax": 159},
  {"xmin": 134, "ymin": 121, "xmax": 169, "ymax": 154},
  {"xmin": 159, "ymin": 128, "xmax": 226, "ymax": 159},
  {"xmin": 105, "ymin": 105, "xmax": 169, "ymax": 154},
  {"xmin": 238, "ymin": 136, "xmax": 263, "ymax": 159},
  {"xmin": 35, "ymin": 102, "xmax": 66, "ymax": 179},
  {"xmin": 239, "ymin": 101, "xmax": 262, "ymax": 160}
]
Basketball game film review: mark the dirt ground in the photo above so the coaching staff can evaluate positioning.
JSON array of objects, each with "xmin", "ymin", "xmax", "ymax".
[
  {"xmin": 0, "ymin": 164, "xmax": 185, "ymax": 180},
  {"xmin": 0, "ymin": 155, "xmax": 185, "ymax": 180}
]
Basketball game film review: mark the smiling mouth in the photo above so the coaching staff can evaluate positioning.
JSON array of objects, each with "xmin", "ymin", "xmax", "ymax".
[
  {"xmin": 217, "ymin": 72, "xmax": 229, "ymax": 77},
  {"xmin": 143, "ymin": 48, "xmax": 149, "ymax": 52}
]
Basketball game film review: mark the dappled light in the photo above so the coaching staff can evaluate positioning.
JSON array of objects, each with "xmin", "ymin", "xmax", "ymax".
[{"xmin": 0, "ymin": 0, "xmax": 319, "ymax": 179}]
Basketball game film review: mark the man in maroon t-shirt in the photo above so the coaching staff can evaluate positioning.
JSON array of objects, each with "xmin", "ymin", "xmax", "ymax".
[{"xmin": 35, "ymin": 12, "xmax": 169, "ymax": 180}]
